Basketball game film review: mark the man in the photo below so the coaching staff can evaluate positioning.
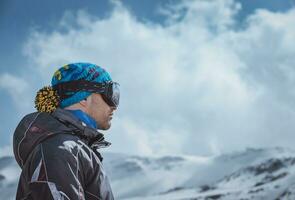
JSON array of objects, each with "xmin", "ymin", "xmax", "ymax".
[{"xmin": 13, "ymin": 63, "xmax": 119, "ymax": 200}]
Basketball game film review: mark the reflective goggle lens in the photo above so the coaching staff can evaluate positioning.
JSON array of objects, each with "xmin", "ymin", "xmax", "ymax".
[
  {"xmin": 102, "ymin": 82, "xmax": 120, "ymax": 107},
  {"xmin": 111, "ymin": 82, "xmax": 120, "ymax": 107}
]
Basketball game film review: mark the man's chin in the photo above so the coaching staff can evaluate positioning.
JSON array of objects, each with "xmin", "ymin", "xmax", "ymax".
[{"xmin": 100, "ymin": 123, "xmax": 111, "ymax": 130}]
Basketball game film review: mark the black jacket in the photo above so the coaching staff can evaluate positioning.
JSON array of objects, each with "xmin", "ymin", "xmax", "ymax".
[{"xmin": 13, "ymin": 108, "xmax": 114, "ymax": 200}]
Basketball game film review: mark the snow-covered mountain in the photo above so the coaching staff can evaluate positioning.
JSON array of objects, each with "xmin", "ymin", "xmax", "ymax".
[
  {"xmin": 1, "ymin": 147, "xmax": 295, "ymax": 199},
  {"xmin": 0, "ymin": 156, "xmax": 21, "ymax": 200}
]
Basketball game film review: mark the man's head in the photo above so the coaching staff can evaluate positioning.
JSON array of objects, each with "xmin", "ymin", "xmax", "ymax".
[{"xmin": 35, "ymin": 62, "xmax": 119, "ymax": 130}]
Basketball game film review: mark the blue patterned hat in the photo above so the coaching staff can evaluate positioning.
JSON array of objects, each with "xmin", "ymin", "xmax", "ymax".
[{"xmin": 51, "ymin": 62, "xmax": 112, "ymax": 108}]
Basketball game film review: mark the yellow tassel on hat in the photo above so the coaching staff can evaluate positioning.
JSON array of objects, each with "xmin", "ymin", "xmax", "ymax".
[{"xmin": 34, "ymin": 86, "xmax": 60, "ymax": 113}]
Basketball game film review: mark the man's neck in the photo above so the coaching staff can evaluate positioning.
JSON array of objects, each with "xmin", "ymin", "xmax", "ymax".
[{"xmin": 67, "ymin": 109, "xmax": 97, "ymax": 129}]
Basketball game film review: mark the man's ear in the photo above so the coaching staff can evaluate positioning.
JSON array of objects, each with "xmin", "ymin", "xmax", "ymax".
[{"xmin": 79, "ymin": 98, "xmax": 88, "ymax": 107}]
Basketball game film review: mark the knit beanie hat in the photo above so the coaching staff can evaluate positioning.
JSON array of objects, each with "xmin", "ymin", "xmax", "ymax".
[{"xmin": 35, "ymin": 62, "xmax": 112, "ymax": 112}]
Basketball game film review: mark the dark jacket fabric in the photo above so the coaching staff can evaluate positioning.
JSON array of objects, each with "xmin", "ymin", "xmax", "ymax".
[{"xmin": 13, "ymin": 108, "xmax": 114, "ymax": 200}]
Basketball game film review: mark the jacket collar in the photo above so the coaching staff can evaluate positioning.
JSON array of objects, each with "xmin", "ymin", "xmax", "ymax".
[{"xmin": 51, "ymin": 108, "xmax": 111, "ymax": 149}]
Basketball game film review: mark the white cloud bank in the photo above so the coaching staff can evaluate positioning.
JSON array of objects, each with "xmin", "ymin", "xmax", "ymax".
[
  {"xmin": 0, "ymin": 73, "xmax": 31, "ymax": 111},
  {"xmin": 16, "ymin": 0, "xmax": 295, "ymax": 156}
]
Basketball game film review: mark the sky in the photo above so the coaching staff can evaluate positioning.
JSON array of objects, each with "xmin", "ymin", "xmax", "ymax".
[{"xmin": 0, "ymin": 0, "xmax": 295, "ymax": 157}]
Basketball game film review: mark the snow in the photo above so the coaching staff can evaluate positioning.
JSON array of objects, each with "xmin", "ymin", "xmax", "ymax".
[{"xmin": 2, "ymin": 147, "xmax": 295, "ymax": 199}]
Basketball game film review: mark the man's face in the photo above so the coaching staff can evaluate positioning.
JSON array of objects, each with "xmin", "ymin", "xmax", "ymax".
[{"xmin": 85, "ymin": 93, "xmax": 116, "ymax": 130}]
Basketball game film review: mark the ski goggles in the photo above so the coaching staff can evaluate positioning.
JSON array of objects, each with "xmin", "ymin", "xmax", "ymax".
[{"xmin": 53, "ymin": 80, "xmax": 120, "ymax": 107}]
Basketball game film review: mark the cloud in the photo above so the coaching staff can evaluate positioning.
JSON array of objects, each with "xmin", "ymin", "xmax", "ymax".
[
  {"xmin": 21, "ymin": 0, "xmax": 295, "ymax": 156},
  {"xmin": 0, "ymin": 145, "xmax": 13, "ymax": 158},
  {"xmin": 0, "ymin": 73, "xmax": 31, "ymax": 111}
]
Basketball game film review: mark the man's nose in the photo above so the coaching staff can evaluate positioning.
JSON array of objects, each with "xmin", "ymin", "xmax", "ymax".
[{"xmin": 111, "ymin": 106, "xmax": 117, "ymax": 111}]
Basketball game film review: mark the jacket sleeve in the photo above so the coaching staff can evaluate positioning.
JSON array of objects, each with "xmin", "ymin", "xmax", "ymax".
[
  {"xmin": 83, "ymin": 150, "xmax": 114, "ymax": 200},
  {"xmin": 26, "ymin": 142, "xmax": 85, "ymax": 200}
]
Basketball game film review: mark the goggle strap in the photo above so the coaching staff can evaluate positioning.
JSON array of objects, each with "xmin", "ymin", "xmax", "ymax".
[{"xmin": 53, "ymin": 80, "xmax": 110, "ymax": 100}]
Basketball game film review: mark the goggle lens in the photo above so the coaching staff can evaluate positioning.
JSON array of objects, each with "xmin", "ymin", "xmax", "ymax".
[
  {"xmin": 102, "ymin": 82, "xmax": 120, "ymax": 107},
  {"xmin": 111, "ymin": 82, "xmax": 120, "ymax": 107}
]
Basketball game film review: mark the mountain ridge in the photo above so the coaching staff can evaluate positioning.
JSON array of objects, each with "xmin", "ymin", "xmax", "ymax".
[{"xmin": 1, "ymin": 147, "xmax": 295, "ymax": 199}]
